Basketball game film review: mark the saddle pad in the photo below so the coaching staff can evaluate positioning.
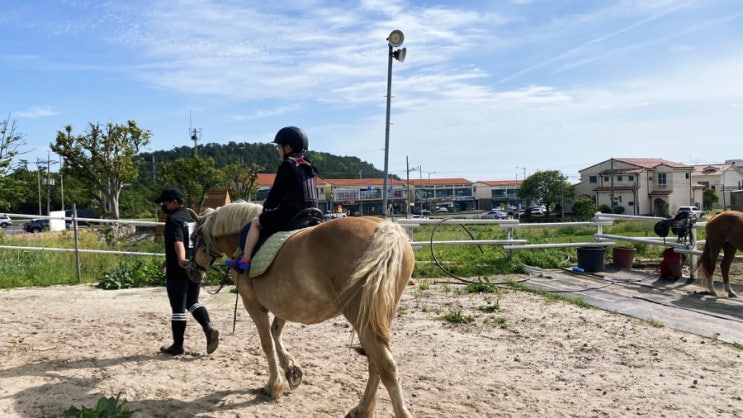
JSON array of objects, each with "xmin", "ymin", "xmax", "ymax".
[{"xmin": 249, "ymin": 229, "xmax": 303, "ymax": 278}]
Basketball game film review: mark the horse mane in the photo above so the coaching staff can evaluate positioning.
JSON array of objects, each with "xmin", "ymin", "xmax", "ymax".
[{"xmin": 198, "ymin": 200, "xmax": 263, "ymax": 238}]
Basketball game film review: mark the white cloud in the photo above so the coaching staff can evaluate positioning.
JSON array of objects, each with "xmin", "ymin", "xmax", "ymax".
[{"xmin": 14, "ymin": 107, "xmax": 57, "ymax": 119}]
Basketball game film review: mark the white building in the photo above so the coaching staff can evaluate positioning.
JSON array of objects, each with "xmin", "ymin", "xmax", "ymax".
[
  {"xmin": 690, "ymin": 160, "xmax": 743, "ymax": 210},
  {"xmin": 573, "ymin": 158, "xmax": 703, "ymax": 216}
]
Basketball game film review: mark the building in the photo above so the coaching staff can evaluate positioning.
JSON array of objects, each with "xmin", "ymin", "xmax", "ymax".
[
  {"xmin": 473, "ymin": 180, "xmax": 524, "ymax": 211},
  {"xmin": 407, "ymin": 178, "xmax": 476, "ymax": 213},
  {"xmin": 573, "ymin": 158, "xmax": 703, "ymax": 216},
  {"xmin": 690, "ymin": 160, "xmax": 743, "ymax": 210},
  {"xmin": 322, "ymin": 178, "xmax": 407, "ymax": 216}
]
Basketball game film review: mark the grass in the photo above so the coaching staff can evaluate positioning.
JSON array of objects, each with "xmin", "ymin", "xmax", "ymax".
[
  {"xmin": 506, "ymin": 279, "xmax": 593, "ymax": 308},
  {"xmin": 439, "ymin": 311, "xmax": 475, "ymax": 324},
  {"xmin": 0, "ymin": 227, "xmax": 240, "ymax": 289},
  {"xmin": 54, "ymin": 394, "xmax": 133, "ymax": 418},
  {"xmin": 0, "ymin": 229, "xmax": 153, "ymax": 288},
  {"xmin": 647, "ymin": 317, "xmax": 664, "ymax": 328},
  {"xmin": 409, "ymin": 219, "xmax": 669, "ymax": 279}
]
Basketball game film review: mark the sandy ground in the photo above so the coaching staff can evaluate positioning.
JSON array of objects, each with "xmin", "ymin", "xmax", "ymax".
[{"xmin": 2, "ymin": 266, "xmax": 742, "ymax": 418}]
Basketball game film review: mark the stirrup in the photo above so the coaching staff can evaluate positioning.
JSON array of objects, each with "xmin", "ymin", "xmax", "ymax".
[{"xmin": 237, "ymin": 259, "xmax": 251, "ymax": 270}]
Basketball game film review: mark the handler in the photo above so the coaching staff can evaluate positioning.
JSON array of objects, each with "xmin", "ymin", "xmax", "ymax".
[{"xmin": 156, "ymin": 187, "xmax": 219, "ymax": 356}]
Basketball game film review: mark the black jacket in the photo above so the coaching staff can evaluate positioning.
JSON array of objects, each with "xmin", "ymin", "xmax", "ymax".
[{"xmin": 259, "ymin": 154, "xmax": 318, "ymax": 232}]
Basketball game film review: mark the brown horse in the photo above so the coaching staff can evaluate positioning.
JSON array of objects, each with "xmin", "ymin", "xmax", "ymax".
[
  {"xmin": 187, "ymin": 201, "xmax": 415, "ymax": 418},
  {"xmin": 696, "ymin": 211, "xmax": 741, "ymax": 297}
]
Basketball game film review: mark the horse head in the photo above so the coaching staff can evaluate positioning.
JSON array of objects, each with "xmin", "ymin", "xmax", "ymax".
[
  {"xmin": 187, "ymin": 207, "xmax": 219, "ymax": 283},
  {"xmin": 185, "ymin": 201, "xmax": 263, "ymax": 283}
]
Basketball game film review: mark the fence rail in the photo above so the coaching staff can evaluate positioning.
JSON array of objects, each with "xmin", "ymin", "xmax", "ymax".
[{"xmin": 2, "ymin": 212, "xmax": 730, "ymax": 282}]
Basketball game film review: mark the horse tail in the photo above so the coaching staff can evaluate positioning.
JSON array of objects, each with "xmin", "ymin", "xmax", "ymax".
[
  {"xmin": 339, "ymin": 220, "xmax": 410, "ymax": 345},
  {"xmin": 696, "ymin": 241, "xmax": 713, "ymax": 285}
]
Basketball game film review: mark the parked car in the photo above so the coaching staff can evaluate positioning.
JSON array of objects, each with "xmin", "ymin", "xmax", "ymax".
[
  {"xmin": 677, "ymin": 205, "xmax": 703, "ymax": 218},
  {"xmin": 23, "ymin": 218, "xmax": 50, "ymax": 233},
  {"xmin": 0, "ymin": 214, "xmax": 11, "ymax": 228},
  {"xmin": 436, "ymin": 206, "xmax": 449, "ymax": 212},
  {"xmin": 323, "ymin": 212, "xmax": 347, "ymax": 221},
  {"xmin": 485, "ymin": 209, "xmax": 508, "ymax": 219}
]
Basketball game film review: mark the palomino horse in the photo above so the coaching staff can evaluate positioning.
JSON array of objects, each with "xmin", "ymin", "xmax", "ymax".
[
  {"xmin": 696, "ymin": 211, "xmax": 741, "ymax": 297},
  {"xmin": 187, "ymin": 201, "xmax": 415, "ymax": 418}
]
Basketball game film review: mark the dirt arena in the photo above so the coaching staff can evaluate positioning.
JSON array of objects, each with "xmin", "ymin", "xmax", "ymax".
[{"xmin": 2, "ymin": 260, "xmax": 742, "ymax": 418}]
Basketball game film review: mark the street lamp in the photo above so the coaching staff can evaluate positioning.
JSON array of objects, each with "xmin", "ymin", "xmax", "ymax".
[{"xmin": 382, "ymin": 29, "xmax": 407, "ymax": 218}]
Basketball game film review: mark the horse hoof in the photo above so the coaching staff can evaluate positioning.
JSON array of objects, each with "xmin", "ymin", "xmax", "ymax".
[{"xmin": 286, "ymin": 365, "xmax": 303, "ymax": 389}]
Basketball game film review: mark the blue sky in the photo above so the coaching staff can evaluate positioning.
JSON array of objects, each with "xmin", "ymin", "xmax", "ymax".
[{"xmin": 2, "ymin": 0, "xmax": 741, "ymax": 182}]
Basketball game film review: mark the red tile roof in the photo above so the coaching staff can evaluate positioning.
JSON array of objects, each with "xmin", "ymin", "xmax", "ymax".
[
  {"xmin": 476, "ymin": 180, "xmax": 523, "ymax": 186},
  {"xmin": 407, "ymin": 177, "xmax": 472, "ymax": 186}
]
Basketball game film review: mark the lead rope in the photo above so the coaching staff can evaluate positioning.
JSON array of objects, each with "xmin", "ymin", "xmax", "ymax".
[{"xmin": 233, "ymin": 273, "xmax": 240, "ymax": 334}]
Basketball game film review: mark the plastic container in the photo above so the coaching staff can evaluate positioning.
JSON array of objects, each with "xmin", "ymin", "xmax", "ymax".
[
  {"xmin": 612, "ymin": 246, "xmax": 635, "ymax": 269},
  {"xmin": 577, "ymin": 246, "xmax": 606, "ymax": 273}
]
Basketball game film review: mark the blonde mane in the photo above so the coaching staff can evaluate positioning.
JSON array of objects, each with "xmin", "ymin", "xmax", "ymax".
[{"xmin": 197, "ymin": 200, "xmax": 263, "ymax": 239}]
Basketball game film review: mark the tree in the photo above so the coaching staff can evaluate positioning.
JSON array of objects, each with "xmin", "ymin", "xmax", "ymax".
[
  {"xmin": 572, "ymin": 197, "xmax": 597, "ymax": 220},
  {"xmin": 159, "ymin": 156, "xmax": 224, "ymax": 211},
  {"xmin": 222, "ymin": 161, "xmax": 262, "ymax": 201},
  {"xmin": 702, "ymin": 188, "xmax": 719, "ymax": 211},
  {"xmin": 51, "ymin": 121, "xmax": 150, "ymax": 219},
  {"xmin": 518, "ymin": 170, "xmax": 573, "ymax": 216},
  {"xmin": 0, "ymin": 117, "xmax": 28, "ymax": 211}
]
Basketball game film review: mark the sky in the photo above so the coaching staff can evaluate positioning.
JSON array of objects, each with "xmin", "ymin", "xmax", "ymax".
[{"xmin": 2, "ymin": 0, "xmax": 742, "ymax": 183}]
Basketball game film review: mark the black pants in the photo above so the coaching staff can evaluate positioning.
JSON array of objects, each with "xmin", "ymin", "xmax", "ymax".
[
  {"xmin": 166, "ymin": 274, "xmax": 201, "ymax": 314},
  {"xmin": 165, "ymin": 274, "xmax": 211, "ymax": 348}
]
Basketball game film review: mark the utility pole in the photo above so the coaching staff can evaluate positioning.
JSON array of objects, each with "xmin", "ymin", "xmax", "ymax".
[
  {"xmin": 36, "ymin": 153, "xmax": 58, "ymax": 215},
  {"xmin": 59, "ymin": 155, "xmax": 65, "ymax": 210},
  {"xmin": 189, "ymin": 111, "xmax": 201, "ymax": 156},
  {"xmin": 190, "ymin": 128, "xmax": 201, "ymax": 156},
  {"xmin": 359, "ymin": 170, "xmax": 363, "ymax": 216}
]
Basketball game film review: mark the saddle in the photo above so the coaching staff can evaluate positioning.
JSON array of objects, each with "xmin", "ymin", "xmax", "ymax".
[
  {"xmin": 287, "ymin": 207, "xmax": 324, "ymax": 229},
  {"xmin": 653, "ymin": 211, "xmax": 697, "ymax": 244},
  {"xmin": 239, "ymin": 207, "xmax": 324, "ymax": 277}
]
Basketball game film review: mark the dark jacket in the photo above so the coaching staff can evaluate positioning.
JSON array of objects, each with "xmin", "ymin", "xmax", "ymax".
[
  {"xmin": 259, "ymin": 154, "xmax": 318, "ymax": 232},
  {"xmin": 164, "ymin": 206, "xmax": 191, "ymax": 278}
]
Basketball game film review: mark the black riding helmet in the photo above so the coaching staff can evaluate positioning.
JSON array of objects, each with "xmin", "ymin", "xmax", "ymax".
[{"xmin": 272, "ymin": 126, "xmax": 308, "ymax": 153}]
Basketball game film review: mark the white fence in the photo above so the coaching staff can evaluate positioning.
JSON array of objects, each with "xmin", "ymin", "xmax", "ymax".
[
  {"xmin": 1, "ymin": 211, "xmax": 722, "ymax": 281},
  {"xmin": 396, "ymin": 212, "xmax": 713, "ymax": 277}
]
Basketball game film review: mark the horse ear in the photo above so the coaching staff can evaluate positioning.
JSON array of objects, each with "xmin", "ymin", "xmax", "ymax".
[{"xmin": 187, "ymin": 208, "xmax": 200, "ymax": 222}]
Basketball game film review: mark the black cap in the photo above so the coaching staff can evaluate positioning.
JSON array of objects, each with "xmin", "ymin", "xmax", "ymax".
[{"xmin": 155, "ymin": 187, "xmax": 184, "ymax": 203}]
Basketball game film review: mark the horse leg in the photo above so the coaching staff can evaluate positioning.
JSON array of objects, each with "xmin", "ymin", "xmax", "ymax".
[
  {"xmin": 239, "ymin": 283, "xmax": 286, "ymax": 398},
  {"xmin": 270, "ymin": 317, "xmax": 303, "ymax": 389},
  {"xmin": 720, "ymin": 243, "xmax": 738, "ymax": 298},
  {"xmin": 345, "ymin": 359, "xmax": 380, "ymax": 418},
  {"xmin": 347, "ymin": 331, "xmax": 412, "ymax": 418}
]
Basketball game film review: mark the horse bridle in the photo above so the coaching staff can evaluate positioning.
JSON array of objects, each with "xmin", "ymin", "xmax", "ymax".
[{"xmin": 188, "ymin": 225, "xmax": 222, "ymax": 274}]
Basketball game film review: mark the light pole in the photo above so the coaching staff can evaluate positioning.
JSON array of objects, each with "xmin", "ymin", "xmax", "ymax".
[{"xmin": 382, "ymin": 29, "xmax": 407, "ymax": 218}]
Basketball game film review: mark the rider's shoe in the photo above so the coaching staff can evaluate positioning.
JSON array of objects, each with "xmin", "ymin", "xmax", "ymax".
[{"xmin": 237, "ymin": 258, "xmax": 251, "ymax": 271}]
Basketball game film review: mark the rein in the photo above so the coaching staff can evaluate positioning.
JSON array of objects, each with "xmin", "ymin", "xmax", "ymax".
[{"xmin": 189, "ymin": 214, "xmax": 241, "ymax": 332}]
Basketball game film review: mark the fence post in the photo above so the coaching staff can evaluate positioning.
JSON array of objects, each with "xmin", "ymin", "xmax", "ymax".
[
  {"xmin": 73, "ymin": 204, "xmax": 82, "ymax": 283},
  {"xmin": 689, "ymin": 228, "xmax": 698, "ymax": 279}
]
